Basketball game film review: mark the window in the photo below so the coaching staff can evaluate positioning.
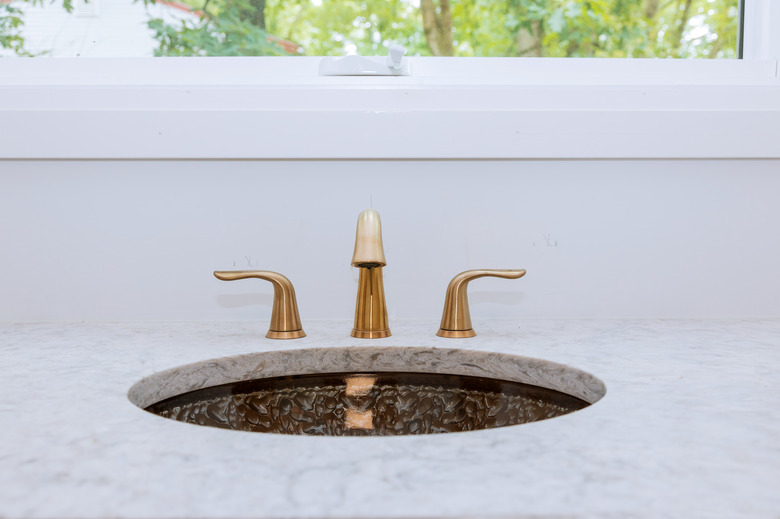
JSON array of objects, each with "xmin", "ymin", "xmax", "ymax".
[
  {"xmin": 2, "ymin": 0, "xmax": 743, "ymax": 58},
  {"xmin": 0, "ymin": 0, "xmax": 777, "ymax": 161}
]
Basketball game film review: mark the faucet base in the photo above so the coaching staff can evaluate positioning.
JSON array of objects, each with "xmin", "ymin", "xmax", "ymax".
[
  {"xmin": 351, "ymin": 329, "xmax": 391, "ymax": 339},
  {"xmin": 436, "ymin": 329, "xmax": 476, "ymax": 339},
  {"xmin": 352, "ymin": 266, "xmax": 391, "ymax": 339},
  {"xmin": 267, "ymin": 330, "xmax": 307, "ymax": 340}
]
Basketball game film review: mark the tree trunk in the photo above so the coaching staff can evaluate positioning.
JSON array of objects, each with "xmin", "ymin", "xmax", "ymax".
[
  {"xmin": 421, "ymin": 0, "xmax": 454, "ymax": 56},
  {"xmin": 673, "ymin": 0, "xmax": 693, "ymax": 54},
  {"xmin": 643, "ymin": 0, "xmax": 662, "ymax": 55},
  {"xmin": 516, "ymin": 20, "xmax": 542, "ymax": 57},
  {"xmin": 707, "ymin": 35, "xmax": 725, "ymax": 58},
  {"xmin": 644, "ymin": 0, "xmax": 661, "ymax": 19},
  {"xmin": 252, "ymin": 0, "xmax": 266, "ymax": 30}
]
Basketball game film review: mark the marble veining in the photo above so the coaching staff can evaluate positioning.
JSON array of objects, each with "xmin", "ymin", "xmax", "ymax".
[{"xmin": 1, "ymin": 319, "xmax": 780, "ymax": 518}]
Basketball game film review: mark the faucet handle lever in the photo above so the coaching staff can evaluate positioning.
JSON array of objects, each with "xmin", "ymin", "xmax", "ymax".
[
  {"xmin": 437, "ymin": 269, "xmax": 526, "ymax": 338},
  {"xmin": 214, "ymin": 270, "xmax": 306, "ymax": 340}
]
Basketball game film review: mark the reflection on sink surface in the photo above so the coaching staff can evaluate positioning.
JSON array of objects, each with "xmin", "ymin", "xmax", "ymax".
[{"xmin": 129, "ymin": 347, "xmax": 606, "ymax": 437}]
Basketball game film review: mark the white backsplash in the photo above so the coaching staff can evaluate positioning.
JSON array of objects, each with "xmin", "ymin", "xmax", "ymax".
[{"xmin": 2, "ymin": 159, "xmax": 779, "ymax": 321}]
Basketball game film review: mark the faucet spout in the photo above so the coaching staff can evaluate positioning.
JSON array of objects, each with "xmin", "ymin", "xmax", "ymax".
[
  {"xmin": 351, "ymin": 209, "xmax": 386, "ymax": 268},
  {"xmin": 351, "ymin": 209, "xmax": 391, "ymax": 339}
]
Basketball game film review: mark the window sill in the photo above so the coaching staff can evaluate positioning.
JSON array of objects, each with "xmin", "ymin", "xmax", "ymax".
[{"xmin": 1, "ymin": 57, "xmax": 779, "ymax": 159}]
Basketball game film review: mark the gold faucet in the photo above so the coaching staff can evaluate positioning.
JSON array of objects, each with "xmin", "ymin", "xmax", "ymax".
[
  {"xmin": 213, "ymin": 270, "xmax": 306, "ymax": 339},
  {"xmin": 437, "ymin": 269, "xmax": 526, "ymax": 338},
  {"xmin": 351, "ymin": 209, "xmax": 391, "ymax": 338}
]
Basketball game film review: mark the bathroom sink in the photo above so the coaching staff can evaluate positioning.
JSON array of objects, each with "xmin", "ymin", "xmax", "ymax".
[{"xmin": 128, "ymin": 347, "xmax": 606, "ymax": 436}]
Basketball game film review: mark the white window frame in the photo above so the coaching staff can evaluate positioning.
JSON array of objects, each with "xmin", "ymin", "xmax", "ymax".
[{"xmin": 0, "ymin": 0, "xmax": 778, "ymax": 160}]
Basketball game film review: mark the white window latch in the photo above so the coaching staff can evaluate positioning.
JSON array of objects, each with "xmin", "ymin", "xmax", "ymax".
[{"xmin": 319, "ymin": 45, "xmax": 411, "ymax": 76}]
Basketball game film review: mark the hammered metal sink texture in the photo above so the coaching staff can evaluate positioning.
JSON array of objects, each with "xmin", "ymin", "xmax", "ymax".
[
  {"xmin": 129, "ymin": 347, "xmax": 606, "ymax": 437},
  {"xmin": 145, "ymin": 371, "xmax": 589, "ymax": 435}
]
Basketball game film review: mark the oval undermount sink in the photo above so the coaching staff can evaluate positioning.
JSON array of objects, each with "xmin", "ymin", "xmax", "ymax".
[{"xmin": 128, "ymin": 347, "xmax": 606, "ymax": 436}]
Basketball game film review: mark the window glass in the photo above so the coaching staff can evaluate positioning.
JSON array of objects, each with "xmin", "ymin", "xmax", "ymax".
[{"xmin": 1, "ymin": 0, "xmax": 741, "ymax": 58}]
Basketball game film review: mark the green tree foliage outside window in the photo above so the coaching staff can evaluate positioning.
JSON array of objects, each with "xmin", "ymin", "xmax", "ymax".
[
  {"xmin": 1, "ymin": 0, "xmax": 741, "ymax": 58},
  {"xmin": 2, "ymin": 0, "xmax": 73, "ymax": 56}
]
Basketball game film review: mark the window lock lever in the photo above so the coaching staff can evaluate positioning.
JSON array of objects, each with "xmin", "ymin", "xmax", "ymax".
[{"xmin": 319, "ymin": 45, "xmax": 411, "ymax": 76}]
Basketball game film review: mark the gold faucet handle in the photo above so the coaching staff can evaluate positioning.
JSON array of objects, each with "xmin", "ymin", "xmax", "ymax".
[
  {"xmin": 437, "ymin": 269, "xmax": 526, "ymax": 338},
  {"xmin": 214, "ymin": 270, "xmax": 306, "ymax": 340}
]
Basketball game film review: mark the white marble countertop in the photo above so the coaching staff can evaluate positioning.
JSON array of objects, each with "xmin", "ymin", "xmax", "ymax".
[{"xmin": 1, "ymin": 319, "xmax": 779, "ymax": 518}]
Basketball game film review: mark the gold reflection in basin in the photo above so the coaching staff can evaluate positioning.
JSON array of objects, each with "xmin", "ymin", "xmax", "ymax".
[
  {"xmin": 344, "ymin": 375, "xmax": 378, "ymax": 430},
  {"xmin": 345, "ymin": 375, "xmax": 377, "ymax": 396},
  {"xmin": 344, "ymin": 409, "xmax": 374, "ymax": 430}
]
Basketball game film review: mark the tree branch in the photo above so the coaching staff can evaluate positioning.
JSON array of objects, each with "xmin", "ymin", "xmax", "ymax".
[{"xmin": 673, "ymin": 0, "xmax": 693, "ymax": 54}]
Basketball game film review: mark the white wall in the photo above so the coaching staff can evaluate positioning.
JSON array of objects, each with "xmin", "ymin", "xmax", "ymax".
[{"xmin": 1, "ymin": 159, "xmax": 779, "ymax": 322}]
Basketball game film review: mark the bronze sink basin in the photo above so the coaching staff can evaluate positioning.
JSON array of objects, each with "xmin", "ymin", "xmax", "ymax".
[{"xmin": 128, "ymin": 347, "xmax": 606, "ymax": 437}]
